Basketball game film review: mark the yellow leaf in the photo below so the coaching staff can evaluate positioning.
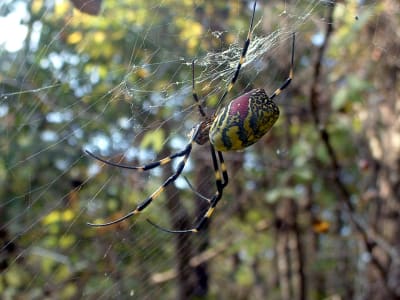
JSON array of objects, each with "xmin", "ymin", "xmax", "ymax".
[
  {"xmin": 312, "ymin": 219, "xmax": 330, "ymax": 234},
  {"xmin": 4, "ymin": 265, "xmax": 28, "ymax": 288},
  {"xmin": 67, "ymin": 31, "xmax": 83, "ymax": 44},
  {"xmin": 42, "ymin": 210, "xmax": 61, "ymax": 225},
  {"xmin": 32, "ymin": 0, "xmax": 44, "ymax": 14},
  {"xmin": 59, "ymin": 234, "xmax": 76, "ymax": 248},
  {"xmin": 55, "ymin": 1, "xmax": 69, "ymax": 16},
  {"xmin": 62, "ymin": 209, "xmax": 75, "ymax": 222},
  {"xmin": 93, "ymin": 31, "xmax": 106, "ymax": 44},
  {"xmin": 137, "ymin": 67, "xmax": 150, "ymax": 78}
]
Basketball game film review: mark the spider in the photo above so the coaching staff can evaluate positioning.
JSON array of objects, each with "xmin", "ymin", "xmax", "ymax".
[{"xmin": 86, "ymin": 0, "xmax": 295, "ymax": 233}]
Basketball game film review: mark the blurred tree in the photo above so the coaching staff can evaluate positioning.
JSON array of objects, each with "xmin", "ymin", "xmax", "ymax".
[{"xmin": 0, "ymin": 0, "xmax": 399, "ymax": 299}]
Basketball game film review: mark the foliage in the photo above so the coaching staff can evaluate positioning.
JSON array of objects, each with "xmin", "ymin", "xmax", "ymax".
[{"xmin": 1, "ymin": 0, "xmax": 399, "ymax": 299}]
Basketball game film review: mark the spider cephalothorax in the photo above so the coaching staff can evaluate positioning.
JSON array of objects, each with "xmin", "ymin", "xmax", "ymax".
[
  {"xmin": 86, "ymin": 0, "xmax": 295, "ymax": 233},
  {"xmin": 193, "ymin": 117, "xmax": 214, "ymax": 145}
]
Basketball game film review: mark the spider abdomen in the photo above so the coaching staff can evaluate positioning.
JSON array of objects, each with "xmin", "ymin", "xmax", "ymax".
[{"xmin": 209, "ymin": 89, "xmax": 279, "ymax": 151}]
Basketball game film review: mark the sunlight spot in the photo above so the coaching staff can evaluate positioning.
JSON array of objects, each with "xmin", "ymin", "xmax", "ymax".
[
  {"xmin": 118, "ymin": 117, "xmax": 130, "ymax": 129},
  {"xmin": 55, "ymin": 159, "xmax": 69, "ymax": 170},
  {"xmin": 0, "ymin": 2, "xmax": 28, "ymax": 52},
  {"xmin": 41, "ymin": 130, "xmax": 59, "ymax": 142},
  {"xmin": 29, "ymin": 21, "xmax": 42, "ymax": 51},
  {"xmin": 88, "ymin": 163, "xmax": 101, "ymax": 176},
  {"xmin": 47, "ymin": 111, "xmax": 73, "ymax": 123},
  {"xmin": 360, "ymin": 252, "xmax": 371, "ymax": 263},
  {"xmin": 311, "ymin": 32, "xmax": 324, "ymax": 47},
  {"xmin": 92, "ymin": 134, "xmax": 110, "ymax": 152},
  {"xmin": 340, "ymin": 225, "xmax": 351, "ymax": 237},
  {"xmin": 48, "ymin": 52, "xmax": 64, "ymax": 70},
  {"xmin": 0, "ymin": 105, "xmax": 9, "ymax": 117}
]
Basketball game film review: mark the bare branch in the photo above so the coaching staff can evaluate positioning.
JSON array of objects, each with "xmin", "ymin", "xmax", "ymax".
[{"xmin": 308, "ymin": 1, "xmax": 399, "ymax": 298}]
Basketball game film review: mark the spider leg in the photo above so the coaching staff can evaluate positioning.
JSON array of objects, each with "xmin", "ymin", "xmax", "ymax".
[
  {"xmin": 87, "ymin": 145, "xmax": 193, "ymax": 227},
  {"xmin": 183, "ymin": 176, "xmax": 211, "ymax": 203},
  {"xmin": 85, "ymin": 147, "xmax": 189, "ymax": 171},
  {"xmin": 182, "ymin": 145, "xmax": 228, "ymax": 204},
  {"xmin": 147, "ymin": 145, "xmax": 228, "ymax": 233},
  {"xmin": 191, "ymin": 149, "xmax": 228, "ymax": 231},
  {"xmin": 216, "ymin": 0, "xmax": 257, "ymax": 108},
  {"xmin": 269, "ymin": 33, "xmax": 295, "ymax": 100},
  {"xmin": 87, "ymin": 125, "xmax": 201, "ymax": 227},
  {"xmin": 191, "ymin": 60, "xmax": 207, "ymax": 118}
]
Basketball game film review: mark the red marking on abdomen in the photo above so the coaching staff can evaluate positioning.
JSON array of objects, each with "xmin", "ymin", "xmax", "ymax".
[{"xmin": 229, "ymin": 91, "xmax": 253, "ymax": 118}]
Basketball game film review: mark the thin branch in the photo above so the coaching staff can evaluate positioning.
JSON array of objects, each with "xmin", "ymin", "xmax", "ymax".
[
  {"xmin": 150, "ymin": 220, "xmax": 272, "ymax": 284},
  {"xmin": 308, "ymin": 1, "xmax": 399, "ymax": 298}
]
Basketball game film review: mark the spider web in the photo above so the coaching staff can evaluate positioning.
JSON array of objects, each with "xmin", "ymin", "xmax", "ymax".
[{"xmin": 0, "ymin": 0, "xmax": 384, "ymax": 299}]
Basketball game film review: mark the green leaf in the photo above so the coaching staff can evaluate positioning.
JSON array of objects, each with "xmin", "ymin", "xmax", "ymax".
[
  {"xmin": 332, "ymin": 75, "xmax": 371, "ymax": 110},
  {"xmin": 140, "ymin": 129, "xmax": 166, "ymax": 153}
]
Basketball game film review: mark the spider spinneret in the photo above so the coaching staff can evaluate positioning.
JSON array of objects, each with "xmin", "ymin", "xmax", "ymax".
[{"xmin": 86, "ymin": 0, "xmax": 295, "ymax": 233}]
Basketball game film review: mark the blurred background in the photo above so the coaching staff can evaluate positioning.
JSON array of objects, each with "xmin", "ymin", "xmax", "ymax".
[{"xmin": 0, "ymin": 0, "xmax": 399, "ymax": 299}]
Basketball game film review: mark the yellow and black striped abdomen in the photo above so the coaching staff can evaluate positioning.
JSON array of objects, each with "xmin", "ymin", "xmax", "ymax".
[{"xmin": 209, "ymin": 89, "xmax": 279, "ymax": 151}]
